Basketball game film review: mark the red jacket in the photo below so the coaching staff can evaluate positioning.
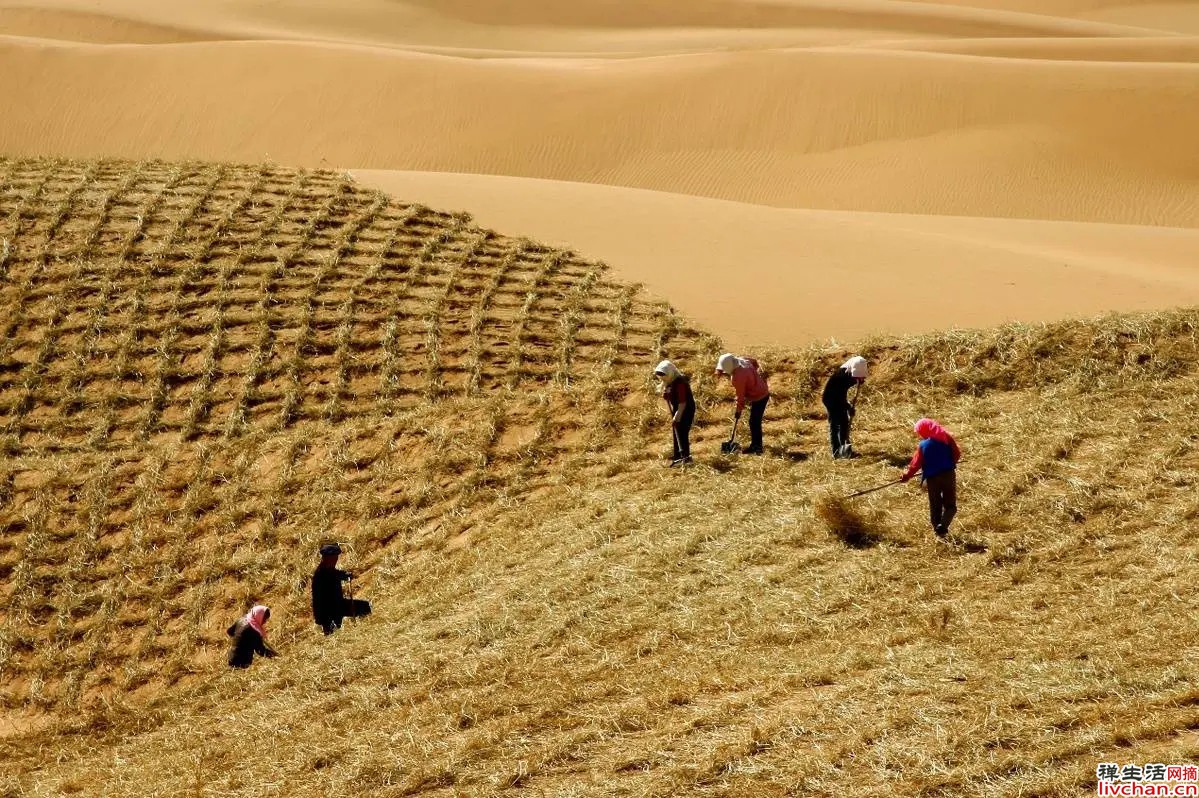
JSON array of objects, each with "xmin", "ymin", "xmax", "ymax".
[
  {"xmin": 902, "ymin": 435, "xmax": 961, "ymax": 482},
  {"xmin": 731, "ymin": 359, "xmax": 769, "ymax": 413}
]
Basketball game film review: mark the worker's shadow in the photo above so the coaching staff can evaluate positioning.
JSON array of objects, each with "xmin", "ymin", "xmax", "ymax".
[
  {"xmin": 945, "ymin": 533, "xmax": 989, "ymax": 553},
  {"xmin": 708, "ymin": 456, "xmax": 737, "ymax": 473},
  {"xmin": 779, "ymin": 449, "xmax": 809, "ymax": 462}
]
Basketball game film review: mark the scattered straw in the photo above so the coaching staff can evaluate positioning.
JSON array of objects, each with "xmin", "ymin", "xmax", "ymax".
[
  {"xmin": 814, "ymin": 492, "xmax": 884, "ymax": 548},
  {"xmin": 4, "ymin": 156, "xmax": 1199, "ymax": 797}
]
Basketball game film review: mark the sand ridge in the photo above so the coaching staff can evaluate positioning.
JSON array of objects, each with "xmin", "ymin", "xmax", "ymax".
[
  {"xmin": 356, "ymin": 170, "xmax": 1199, "ymax": 346},
  {"xmin": 2, "ymin": 36, "xmax": 1196, "ymax": 222}
]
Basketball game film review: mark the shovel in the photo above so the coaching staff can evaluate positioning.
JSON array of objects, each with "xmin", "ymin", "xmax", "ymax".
[
  {"xmin": 720, "ymin": 415, "xmax": 741, "ymax": 454},
  {"xmin": 848, "ymin": 382, "xmax": 864, "ymax": 433}
]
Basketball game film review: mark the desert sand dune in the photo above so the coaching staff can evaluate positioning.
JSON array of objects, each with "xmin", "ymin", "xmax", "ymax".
[
  {"xmin": 2, "ymin": 0, "xmax": 1180, "ymax": 46},
  {"xmin": 871, "ymin": 34, "xmax": 1199, "ymax": 61},
  {"xmin": 0, "ymin": 7, "xmax": 224, "ymax": 43},
  {"xmin": 357, "ymin": 169, "xmax": 1199, "ymax": 346},
  {"xmin": 1081, "ymin": 2, "xmax": 1199, "ymax": 34},
  {"xmin": 381, "ymin": 0, "xmax": 1170, "ymax": 37},
  {"xmin": 0, "ymin": 37, "xmax": 1196, "ymax": 224},
  {"xmin": 1, "ymin": 0, "xmax": 1197, "ymax": 344}
]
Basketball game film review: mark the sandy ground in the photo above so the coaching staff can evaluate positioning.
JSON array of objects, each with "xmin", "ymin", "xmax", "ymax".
[
  {"xmin": 355, "ymin": 170, "xmax": 1199, "ymax": 346},
  {"xmin": 1, "ymin": 0, "xmax": 1198, "ymax": 345}
]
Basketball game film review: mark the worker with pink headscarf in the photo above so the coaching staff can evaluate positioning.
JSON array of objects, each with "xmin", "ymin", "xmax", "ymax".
[
  {"xmin": 900, "ymin": 418, "xmax": 962, "ymax": 537},
  {"xmin": 226, "ymin": 604, "xmax": 278, "ymax": 668}
]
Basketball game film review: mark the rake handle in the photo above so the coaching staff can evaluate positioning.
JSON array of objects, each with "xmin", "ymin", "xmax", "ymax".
[{"xmin": 843, "ymin": 478, "xmax": 903, "ymax": 499}]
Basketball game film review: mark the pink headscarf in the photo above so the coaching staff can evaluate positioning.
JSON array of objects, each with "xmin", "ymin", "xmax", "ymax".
[
  {"xmin": 914, "ymin": 418, "xmax": 953, "ymax": 444},
  {"xmin": 244, "ymin": 605, "xmax": 269, "ymax": 637}
]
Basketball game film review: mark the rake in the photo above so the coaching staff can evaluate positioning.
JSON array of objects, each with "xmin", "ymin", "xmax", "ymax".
[{"xmin": 843, "ymin": 478, "xmax": 903, "ymax": 499}]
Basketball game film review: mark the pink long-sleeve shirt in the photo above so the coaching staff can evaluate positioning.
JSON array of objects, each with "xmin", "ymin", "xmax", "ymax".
[{"xmin": 731, "ymin": 360, "xmax": 770, "ymax": 413}]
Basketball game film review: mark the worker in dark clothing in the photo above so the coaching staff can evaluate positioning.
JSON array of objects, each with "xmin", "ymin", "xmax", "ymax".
[
  {"xmin": 312, "ymin": 543, "xmax": 371, "ymax": 635},
  {"xmin": 822, "ymin": 356, "xmax": 868, "ymax": 458},
  {"xmin": 655, "ymin": 359, "xmax": 695, "ymax": 465},
  {"xmin": 227, "ymin": 605, "xmax": 277, "ymax": 669}
]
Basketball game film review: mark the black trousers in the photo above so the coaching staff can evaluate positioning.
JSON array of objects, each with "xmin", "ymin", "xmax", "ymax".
[
  {"xmin": 825, "ymin": 402, "xmax": 851, "ymax": 454},
  {"xmin": 747, "ymin": 396, "xmax": 769, "ymax": 451},
  {"xmin": 926, "ymin": 470, "xmax": 957, "ymax": 533},
  {"xmin": 319, "ymin": 598, "xmax": 372, "ymax": 635},
  {"xmin": 672, "ymin": 409, "xmax": 694, "ymax": 459}
]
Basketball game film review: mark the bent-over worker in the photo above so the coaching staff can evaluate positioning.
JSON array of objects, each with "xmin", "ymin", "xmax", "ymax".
[
  {"xmin": 655, "ymin": 359, "xmax": 695, "ymax": 465},
  {"xmin": 227, "ymin": 605, "xmax": 277, "ymax": 669},
  {"xmin": 900, "ymin": 418, "xmax": 962, "ymax": 538},
  {"xmin": 823, "ymin": 355, "xmax": 868, "ymax": 458},
  {"xmin": 715, "ymin": 353, "xmax": 770, "ymax": 455}
]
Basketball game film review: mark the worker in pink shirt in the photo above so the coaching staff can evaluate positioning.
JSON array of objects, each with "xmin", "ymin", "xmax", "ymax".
[{"xmin": 714, "ymin": 353, "xmax": 770, "ymax": 454}]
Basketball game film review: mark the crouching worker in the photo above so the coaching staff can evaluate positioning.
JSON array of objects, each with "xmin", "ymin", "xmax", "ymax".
[
  {"xmin": 823, "ymin": 355, "xmax": 868, "ymax": 459},
  {"xmin": 900, "ymin": 418, "xmax": 962, "ymax": 537},
  {"xmin": 715, "ymin": 353, "xmax": 770, "ymax": 454},
  {"xmin": 312, "ymin": 543, "xmax": 372, "ymax": 635},
  {"xmin": 227, "ymin": 605, "xmax": 277, "ymax": 669},
  {"xmin": 655, "ymin": 360, "xmax": 695, "ymax": 465}
]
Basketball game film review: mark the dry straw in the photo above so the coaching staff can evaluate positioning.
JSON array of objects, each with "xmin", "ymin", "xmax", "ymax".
[
  {"xmin": 3, "ymin": 156, "xmax": 1199, "ymax": 797},
  {"xmin": 814, "ymin": 491, "xmax": 885, "ymax": 548}
]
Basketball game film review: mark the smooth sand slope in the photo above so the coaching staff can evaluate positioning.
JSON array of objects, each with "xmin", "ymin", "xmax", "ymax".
[
  {"xmin": 2, "ymin": 10, "xmax": 1197, "ymax": 223},
  {"xmin": 1, "ymin": 0, "xmax": 1198, "ymax": 344},
  {"xmin": 356, "ymin": 170, "xmax": 1199, "ymax": 346}
]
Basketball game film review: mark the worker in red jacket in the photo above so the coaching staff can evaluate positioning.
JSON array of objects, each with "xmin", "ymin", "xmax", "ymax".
[
  {"xmin": 900, "ymin": 418, "xmax": 962, "ymax": 537},
  {"xmin": 714, "ymin": 353, "xmax": 770, "ymax": 454}
]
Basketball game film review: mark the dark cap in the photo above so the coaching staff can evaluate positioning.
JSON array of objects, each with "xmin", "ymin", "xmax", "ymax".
[{"xmin": 319, "ymin": 543, "xmax": 342, "ymax": 557}]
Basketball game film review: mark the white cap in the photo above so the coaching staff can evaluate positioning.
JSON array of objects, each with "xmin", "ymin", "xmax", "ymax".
[
  {"xmin": 654, "ymin": 360, "xmax": 679, "ymax": 380},
  {"xmin": 715, "ymin": 353, "xmax": 739, "ymax": 375},
  {"xmin": 842, "ymin": 356, "xmax": 868, "ymax": 380}
]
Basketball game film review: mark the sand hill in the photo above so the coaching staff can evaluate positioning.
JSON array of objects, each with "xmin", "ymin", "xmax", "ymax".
[
  {"xmin": 4, "ymin": 0, "xmax": 1199, "ymax": 794},
  {"xmin": 354, "ymin": 170, "xmax": 1199, "ymax": 346},
  {"xmin": 0, "ymin": 156, "xmax": 703, "ymax": 711},
  {"xmin": 2, "ymin": 0, "xmax": 1198, "ymax": 345},
  {"xmin": 4, "ymin": 157, "xmax": 1199, "ymax": 796}
]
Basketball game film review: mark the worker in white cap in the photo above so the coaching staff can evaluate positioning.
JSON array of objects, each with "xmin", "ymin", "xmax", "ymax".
[
  {"xmin": 714, "ymin": 353, "xmax": 770, "ymax": 454},
  {"xmin": 654, "ymin": 360, "xmax": 695, "ymax": 465},
  {"xmin": 822, "ymin": 356, "xmax": 868, "ymax": 458}
]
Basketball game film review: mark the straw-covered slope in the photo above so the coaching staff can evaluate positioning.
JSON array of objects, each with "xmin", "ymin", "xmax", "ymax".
[
  {"xmin": 4, "ymin": 158, "xmax": 1199, "ymax": 797},
  {"xmin": 0, "ymin": 156, "xmax": 714, "ymax": 712}
]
